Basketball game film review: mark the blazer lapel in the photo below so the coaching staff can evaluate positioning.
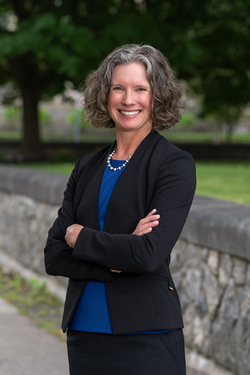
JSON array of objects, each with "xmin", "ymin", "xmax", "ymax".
[
  {"xmin": 104, "ymin": 130, "xmax": 160, "ymax": 233},
  {"xmin": 74, "ymin": 143, "xmax": 114, "ymax": 230}
]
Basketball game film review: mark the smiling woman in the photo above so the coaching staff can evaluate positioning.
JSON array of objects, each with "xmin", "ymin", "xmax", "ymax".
[{"xmin": 44, "ymin": 44, "xmax": 196, "ymax": 375}]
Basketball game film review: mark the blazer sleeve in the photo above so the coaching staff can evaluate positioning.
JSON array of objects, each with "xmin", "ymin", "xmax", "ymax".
[
  {"xmin": 44, "ymin": 159, "xmax": 113, "ymax": 282},
  {"xmin": 72, "ymin": 150, "xmax": 196, "ymax": 273}
]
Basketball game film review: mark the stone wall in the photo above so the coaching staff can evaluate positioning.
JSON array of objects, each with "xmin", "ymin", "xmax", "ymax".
[
  {"xmin": 0, "ymin": 165, "xmax": 249, "ymax": 375},
  {"xmin": 171, "ymin": 240, "xmax": 249, "ymax": 375}
]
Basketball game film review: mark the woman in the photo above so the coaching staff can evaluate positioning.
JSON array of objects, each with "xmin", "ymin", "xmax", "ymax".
[{"xmin": 44, "ymin": 44, "xmax": 196, "ymax": 375}]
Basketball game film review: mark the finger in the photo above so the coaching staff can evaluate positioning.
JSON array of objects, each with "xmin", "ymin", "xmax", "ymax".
[
  {"xmin": 138, "ymin": 214, "xmax": 160, "ymax": 226},
  {"xmin": 137, "ymin": 219, "xmax": 159, "ymax": 232},
  {"xmin": 147, "ymin": 208, "xmax": 157, "ymax": 216},
  {"xmin": 135, "ymin": 220, "xmax": 159, "ymax": 235},
  {"xmin": 133, "ymin": 219, "xmax": 159, "ymax": 234},
  {"xmin": 137, "ymin": 227, "xmax": 153, "ymax": 236},
  {"xmin": 142, "ymin": 220, "xmax": 159, "ymax": 230}
]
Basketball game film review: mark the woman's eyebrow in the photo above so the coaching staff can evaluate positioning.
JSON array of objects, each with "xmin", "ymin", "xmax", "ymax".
[
  {"xmin": 110, "ymin": 83, "xmax": 150, "ymax": 89},
  {"xmin": 134, "ymin": 85, "xmax": 150, "ymax": 89}
]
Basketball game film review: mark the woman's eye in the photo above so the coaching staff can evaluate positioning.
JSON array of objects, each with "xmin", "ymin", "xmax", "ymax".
[
  {"xmin": 136, "ymin": 88, "xmax": 146, "ymax": 92},
  {"xmin": 113, "ymin": 86, "xmax": 122, "ymax": 91}
]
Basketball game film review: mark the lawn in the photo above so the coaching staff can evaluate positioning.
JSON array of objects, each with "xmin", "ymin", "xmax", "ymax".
[
  {"xmin": 18, "ymin": 161, "xmax": 250, "ymax": 205},
  {"xmin": 195, "ymin": 162, "xmax": 250, "ymax": 204}
]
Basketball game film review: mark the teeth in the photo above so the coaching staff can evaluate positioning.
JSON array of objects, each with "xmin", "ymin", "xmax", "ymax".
[{"xmin": 120, "ymin": 110, "xmax": 140, "ymax": 115}]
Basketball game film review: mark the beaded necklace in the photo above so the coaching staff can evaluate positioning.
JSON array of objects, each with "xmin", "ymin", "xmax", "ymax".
[{"xmin": 107, "ymin": 146, "xmax": 133, "ymax": 171}]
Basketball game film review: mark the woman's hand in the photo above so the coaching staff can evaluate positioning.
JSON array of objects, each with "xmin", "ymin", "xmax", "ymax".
[
  {"xmin": 65, "ymin": 224, "xmax": 84, "ymax": 248},
  {"xmin": 132, "ymin": 209, "xmax": 160, "ymax": 236}
]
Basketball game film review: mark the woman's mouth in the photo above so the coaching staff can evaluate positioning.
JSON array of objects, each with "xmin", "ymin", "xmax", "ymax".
[{"xmin": 119, "ymin": 110, "xmax": 141, "ymax": 115}]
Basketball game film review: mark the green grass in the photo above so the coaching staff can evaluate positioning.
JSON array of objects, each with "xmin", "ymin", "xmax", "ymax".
[
  {"xmin": 0, "ymin": 266, "xmax": 65, "ymax": 339},
  {"xmin": 19, "ymin": 162, "xmax": 75, "ymax": 175},
  {"xmin": 195, "ymin": 162, "xmax": 250, "ymax": 204},
  {"xmin": 16, "ymin": 161, "xmax": 250, "ymax": 205}
]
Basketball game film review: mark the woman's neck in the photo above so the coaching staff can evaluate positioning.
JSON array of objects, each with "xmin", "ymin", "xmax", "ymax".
[{"xmin": 113, "ymin": 127, "xmax": 152, "ymax": 160}]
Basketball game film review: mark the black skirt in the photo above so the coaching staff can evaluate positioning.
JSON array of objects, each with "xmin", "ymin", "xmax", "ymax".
[{"xmin": 67, "ymin": 329, "xmax": 186, "ymax": 375}]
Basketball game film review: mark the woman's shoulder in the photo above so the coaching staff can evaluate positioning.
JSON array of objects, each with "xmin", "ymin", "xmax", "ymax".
[
  {"xmin": 154, "ymin": 132, "xmax": 194, "ymax": 163},
  {"xmin": 152, "ymin": 133, "xmax": 196, "ymax": 183},
  {"xmin": 79, "ymin": 144, "xmax": 112, "ymax": 165},
  {"xmin": 71, "ymin": 144, "xmax": 113, "ymax": 181}
]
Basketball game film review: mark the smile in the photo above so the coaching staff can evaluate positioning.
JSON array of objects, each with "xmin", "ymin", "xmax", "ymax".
[{"xmin": 119, "ymin": 110, "xmax": 141, "ymax": 115}]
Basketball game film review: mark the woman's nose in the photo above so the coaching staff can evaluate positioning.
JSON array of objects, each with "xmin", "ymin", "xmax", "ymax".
[{"xmin": 122, "ymin": 89, "xmax": 135, "ymax": 105}]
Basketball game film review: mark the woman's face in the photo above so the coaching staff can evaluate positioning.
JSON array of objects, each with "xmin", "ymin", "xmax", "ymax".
[{"xmin": 108, "ymin": 63, "xmax": 152, "ymax": 134}]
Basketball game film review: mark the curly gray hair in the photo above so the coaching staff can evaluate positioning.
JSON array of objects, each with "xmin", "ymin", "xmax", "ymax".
[{"xmin": 83, "ymin": 44, "xmax": 183, "ymax": 131}]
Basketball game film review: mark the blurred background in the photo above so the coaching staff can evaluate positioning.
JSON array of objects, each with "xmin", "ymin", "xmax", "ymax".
[
  {"xmin": 0, "ymin": 3, "xmax": 250, "ymax": 375},
  {"xmin": 1, "ymin": 0, "xmax": 250, "ymax": 204},
  {"xmin": 1, "ymin": 0, "xmax": 250, "ymax": 149}
]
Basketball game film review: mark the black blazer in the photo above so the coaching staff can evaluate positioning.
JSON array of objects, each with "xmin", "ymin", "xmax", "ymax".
[{"xmin": 44, "ymin": 130, "xmax": 196, "ymax": 334}]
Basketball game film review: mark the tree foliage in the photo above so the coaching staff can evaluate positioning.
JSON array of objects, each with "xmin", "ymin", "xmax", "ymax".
[{"xmin": 0, "ymin": 0, "xmax": 250, "ymax": 158}]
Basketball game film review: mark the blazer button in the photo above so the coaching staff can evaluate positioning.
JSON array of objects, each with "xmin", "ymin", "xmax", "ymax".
[{"xmin": 168, "ymin": 285, "xmax": 174, "ymax": 291}]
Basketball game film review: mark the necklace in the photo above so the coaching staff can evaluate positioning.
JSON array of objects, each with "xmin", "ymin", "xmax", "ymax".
[{"xmin": 107, "ymin": 146, "xmax": 133, "ymax": 171}]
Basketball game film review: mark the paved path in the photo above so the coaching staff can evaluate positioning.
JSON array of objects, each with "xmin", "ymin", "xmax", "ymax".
[{"xmin": 0, "ymin": 297, "xmax": 69, "ymax": 375}]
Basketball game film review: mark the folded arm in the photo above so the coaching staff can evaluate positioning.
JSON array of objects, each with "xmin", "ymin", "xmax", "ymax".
[
  {"xmin": 64, "ymin": 209, "xmax": 161, "ymax": 273},
  {"xmin": 72, "ymin": 151, "xmax": 196, "ymax": 274}
]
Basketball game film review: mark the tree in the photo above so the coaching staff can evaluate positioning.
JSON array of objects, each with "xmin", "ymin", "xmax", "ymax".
[
  {"xmin": 150, "ymin": 0, "xmax": 250, "ymax": 133},
  {"xmin": 0, "ymin": 1, "xmax": 118, "ymax": 159},
  {"xmin": 110, "ymin": 0, "xmax": 250, "ymax": 133},
  {"xmin": 1, "ymin": 0, "xmax": 250, "ymax": 159}
]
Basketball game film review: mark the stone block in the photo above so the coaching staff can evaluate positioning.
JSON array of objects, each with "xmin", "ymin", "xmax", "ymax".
[
  {"xmin": 202, "ymin": 264, "xmax": 221, "ymax": 318},
  {"xmin": 185, "ymin": 244, "xmax": 201, "ymax": 268},
  {"xmin": 183, "ymin": 304, "xmax": 196, "ymax": 346},
  {"xmin": 194, "ymin": 295, "xmax": 208, "ymax": 317},
  {"xmin": 219, "ymin": 278, "xmax": 239, "ymax": 323},
  {"xmin": 207, "ymin": 249, "xmax": 219, "ymax": 276},
  {"xmin": 200, "ymin": 247, "xmax": 209, "ymax": 262},
  {"xmin": 171, "ymin": 240, "xmax": 188, "ymax": 271},
  {"xmin": 178, "ymin": 284, "xmax": 192, "ymax": 313},
  {"xmin": 233, "ymin": 257, "xmax": 247, "ymax": 286},
  {"xmin": 186, "ymin": 269, "xmax": 201, "ymax": 299},
  {"xmin": 193, "ymin": 316, "xmax": 204, "ymax": 350},
  {"xmin": 219, "ymin": 254, "xmax": 233, "ymax": 287},
  {"xmin": 202, "ymin": 316, "xmax": 211, "ymax": 337}
]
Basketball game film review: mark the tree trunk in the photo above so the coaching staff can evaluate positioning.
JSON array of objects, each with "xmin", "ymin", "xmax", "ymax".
[{"xmin": 20, "ymin": 86, "xmax": 43, "ymax": 161}]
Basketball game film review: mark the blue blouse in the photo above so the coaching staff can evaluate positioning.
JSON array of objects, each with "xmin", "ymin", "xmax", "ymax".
[{"xmin": 69, "ymin": 159, "xmax": 175, "ymax": 335}]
